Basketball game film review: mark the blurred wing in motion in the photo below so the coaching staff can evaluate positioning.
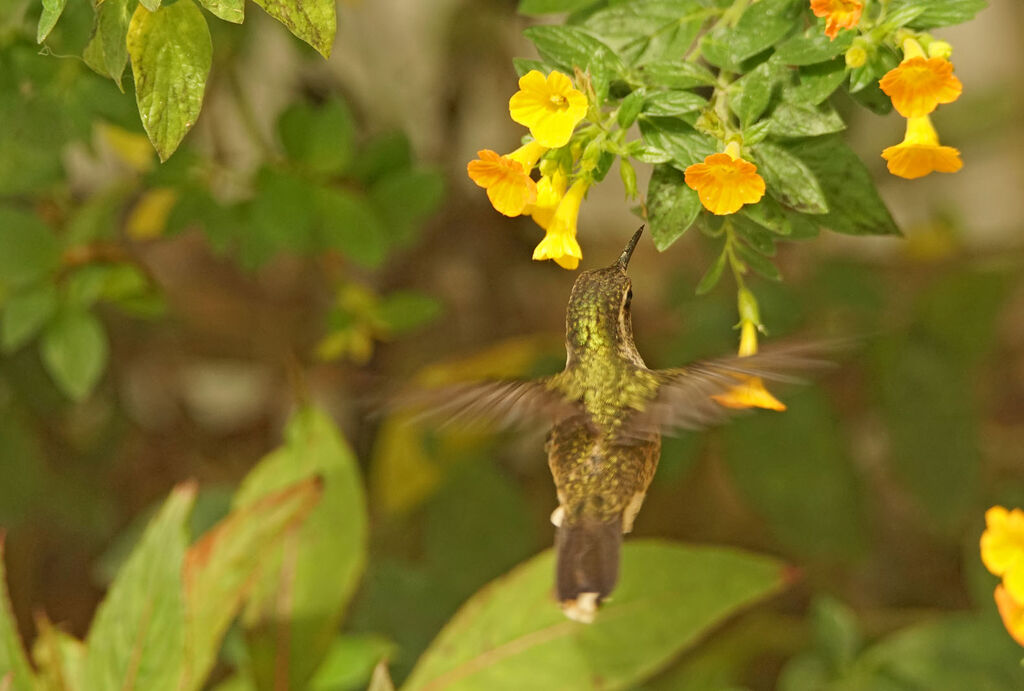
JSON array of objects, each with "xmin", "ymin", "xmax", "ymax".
[
  {"xmin": 625, "ymin": 340, "xmax": 843, "ymax": 439},
  {"xmin": 388, "ymin": 378, "xmax": 582, "ymax": 432}
]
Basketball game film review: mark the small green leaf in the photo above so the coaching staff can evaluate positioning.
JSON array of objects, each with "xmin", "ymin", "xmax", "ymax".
[
  {"xmin": 0, "ymin": 538, "xmax": 36, "ymax": 691},
  {"xmin": 695, "ymin": 247, "xmax": 727, "ymax": 295},
  {"xmin": 37, "ymin": 0, "xmax": 67, "ymax": 43},
  {"xmin": 701, "ymin": 0, "xmax": 800, "ymax": 68},
  {"xmin": 376, "ymin": 291, "xmax": 443, "ymax": 334},
  {"xmin": 637, "ymin": 60, "xmax": 716, "ymax": 89},
  {"xmin": 40, "ymin": 307, "xmax": 108, "ymax": 401},
  {"xmin": 403, "ymin": 541, "xmax": 788, "ymax": 691},
  {"xmin": 84, "ymin": 483, "xmax": 194, "ymax": 691},
  {"xmin": 315, "ymin": 187, "xmax": 389, "ymax": 269},
  {"xmin": 733, "ymin": 239, "xmax": 781, "ymax": 280},
  {"xmin": 369, "ymin": 169, "xmax": 445, "ymax": 246},
  {"xmin": 638, "ymin": 116, "xmax": 717, "ymax": 169},
  {"xmin": 888, "ymin": 0, "xmax": 988, "ymax": 29},
  {"xmin": 767, "ymin": 102, "xmax": 845, "ymax": 138},
  {"xmin": 740, "ymin": 196, "xmax": 791, "ymax": 236},
  {"xmin": 244, "ymin": 167, "xmax": 317, "ymax": 266},
  {"xmin": 0, "ymin": 206, "xmax": 61, "ymax": 287},
  {"xmin": 252, "ymin": 0, "xmax": 335, "ymax": 57},
  {"xmin": 518, "ymin": 0, "xmax": 597, "ymax": 15},
  {"xmin": 811, "ymin": 596, "xmax": 862, "ymax": 672},
  {"xmin": 309, "ymin": 635, "xmax": 396, "ymax": 691},
  {"xmin": 785, "ymin": 58, "xmax": 847, "ymax": 105},
  {"xmin": 278, "ymin": 98, "xmax": 355, "ymax": 175},
  {"xmin": 730, "ymin": 60, "xmax": 780, "ymax": 127},
  {"xmin": 774, "ymin": 26, "xmax": 853, "ymax": 66},
  {"xmin": 197, "ymin": 0, "xmax": 244, "ymax": 23},
  {"xmin": 581, "ymin": 0, "xmax": 706, "ymax": 65},
  {"xmin": 642, "ymin": 90, "xmax": 706, "ymax": 117},
  {"xmin": 646, "ymin": 163, "xmax": 701, "ymax": 250},
  {"xmin": 94, "ymin": 0, "xmax": 134, "ymax": 89},
  {"xmin": 617, "ymin": 90, "xmax": 646, "ymax": 128},
  {"xmin": 752, "ymin": 142, "xmax": 828, "ymax": 214},
  {"xmin": 127, "ymin": 0, "xmax": 212, "ymax": 161},
  {"xmin": 1, "ymin": 283, "xmax": 57, "ymax": 352},
  {"xmin": 522, "ymin": 26, "xmax": 624, "ymax": 98}
]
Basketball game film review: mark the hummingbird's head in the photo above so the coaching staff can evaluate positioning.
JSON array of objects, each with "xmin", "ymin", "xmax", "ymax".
[{"xmin": 564, "ymin": 227, "xmax": 645, "ymax": 366}]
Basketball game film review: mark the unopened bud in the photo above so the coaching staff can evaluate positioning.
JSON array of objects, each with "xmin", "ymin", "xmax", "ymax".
[
  {"xmin": 737, "ymin": 287, "xmax": 760, "ymax": 326},
  {"xmin": 619, "ymin": 158, "xmax": 638, "ymax": 199},
  {"xmin": 928, "ymin": 40, "xmax": 953, "ymax": 60},
  {"xmin": 845, "ymin": 45, "xmax": 867, "ymax": 68}
]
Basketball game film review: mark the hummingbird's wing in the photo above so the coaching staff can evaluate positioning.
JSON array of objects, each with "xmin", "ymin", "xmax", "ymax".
[
  {"xmin": 625, "ymin": 342, "xmax": 837, "ymax": 438},
  {"xmin": 387, "ymin": 378, "xmax": 582, "ymax": 432}
]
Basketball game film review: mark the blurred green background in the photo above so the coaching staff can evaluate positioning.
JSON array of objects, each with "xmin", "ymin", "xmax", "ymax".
[{"xmin": 1, "ymin": 0, "xmax": 1023, "ymax": 689}]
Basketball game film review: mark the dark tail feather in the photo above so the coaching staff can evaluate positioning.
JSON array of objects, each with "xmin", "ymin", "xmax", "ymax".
[{"xmin": 555, "ymin": 518, "xmax": 622, "ymax": 623}]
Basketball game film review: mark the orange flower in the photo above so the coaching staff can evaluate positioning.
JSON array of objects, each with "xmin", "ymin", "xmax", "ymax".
[
  {"xmin": 712, "ymin": 320, "xmax": 786, "ymax": 411},
  {"xmin": 467, "ymin": 141, "xmax": 547, "ymax": 216},
  {"xmin": 995, "ymin": 585, "xmax": 1024, "ymax": 648},
  {"xmin": 879, "ymin": 39, "xmax": 962, "ymax": 117},
  {"xmin": 684, "ymin": 141, "xmax": 765, "ymax": 216},
  {"xmin": 881, "ymin": 116, "xmax": 962, "ymax": 180},
  {"xmin": 810, "ymin": 0, "xmax": 863, "ymax": 40}
]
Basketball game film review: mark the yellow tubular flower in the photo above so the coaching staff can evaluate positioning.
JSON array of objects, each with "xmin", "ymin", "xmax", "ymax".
[
  {"xmin": 509, "ymin": 70, "xmax": 588, "ymax": 148},
  {"xmin": 528, "ymin": 169, "xmax": 568, "ymax": 230},
  {"xmin": 466, "ymin": 141, "xmax": 547, "ymax": 216},
  {"xmin": 981, "ymin": 506, "xmax": 1024, "ymax": 603},
  {"xmin": 809, "ymin": 0, "xmax": 863, "ymax": 41},
  {"xmin": 684, "ymin": 141, "xmax": 766, "ymax": 216},
  {"xmin": 994, "ymin": 585, "xmax": 1024, "ymax": 648},
  {"xmin": 711, "ymin": 321, "xmax": 787, "ymax": 411},
  {"xmin": 533, "ymin": 178, "xmax": 588, "ymax": 270},
  {"xmin": 881, "ymin": 115, "xmax": 962, "ymax": 180},
  {"xmin": 879, "ymin": 38, "xmax": 962, "ymax": 117}
]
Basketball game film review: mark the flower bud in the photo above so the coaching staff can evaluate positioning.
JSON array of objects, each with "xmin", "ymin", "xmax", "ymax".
[
  {"xmin": 928, "ymin": 40, "xmax": 953, "ymax": 60},
  {"xmin": 845, "ymin": 44, "xmax": 867, "ymax": 68}
]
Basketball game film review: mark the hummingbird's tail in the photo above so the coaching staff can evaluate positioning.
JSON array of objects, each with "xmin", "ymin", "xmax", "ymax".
[{"xmin": 555, "ymin": 517, "xmax": 622, "ymax": 623}]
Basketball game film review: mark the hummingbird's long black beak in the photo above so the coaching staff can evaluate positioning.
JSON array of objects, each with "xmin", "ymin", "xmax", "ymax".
[{"xmin": 617, "ymin": 226, "xmax": 644, "ymax": 271}]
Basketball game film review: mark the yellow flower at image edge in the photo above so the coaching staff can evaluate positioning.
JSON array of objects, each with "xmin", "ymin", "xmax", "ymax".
[
  {"xmin": 981, "ymin": 506, "xmax": 1024, "ymax": 603},
  {"xmin": 809, "ymin": 0, "xmax": 863, "ymax": 41},
  {"xmin": 711, "ymin": 322, "xmax": 786, "ymax": 411},
  {"xmin": 882, "ymin": 116, "xmax": 962, "ymax": 180},
  {"xmin": 994, "ymin": 585, "xmax": 1024, "ymax": 647},
  {"xmin": 467, "ymin": 140, "xmax": 547, "ymax": 216},
  {"xmin": 509, "ymin": 70, "xmax": 588, "ymax": 148},
  {"xmin": 533, "ymin": 179, "xmax": 588, "ymax": 270},
  {"xmin": 684, "ymin": 141, "xmax": 765, "ymax": 216}
]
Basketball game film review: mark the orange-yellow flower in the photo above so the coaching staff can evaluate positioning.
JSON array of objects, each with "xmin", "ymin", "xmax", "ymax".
[
  {"xmin": 533, "ymin": 178, "xmax": 588, "ymax": 270},
  {"xmin": 981, "ymin": 506, "xmax": 1024, "ymax": 603},
  {"xmin": 528, "ymin": 169, "xmax": 568, "ymax": 230},
  {"xmin": 509, "ymin": 70, "xmax": 588, "ymax": 148},
  {"xmin": 712, "ymin": 320, "xmax": 786, "ymax": 411},
  {"xmin": 881, "ymin": 116, "xmax": 962, "ymax": 180},
  {"xmin": 994, "ymin": 585, "xmax": 1024, "ymax": 648},
  {"xmin": 684, "ymin": 141, "xmax": 765, "ymax": 216},
  {"xmin": 467, "ymin": 141, "xmax": 547, "ymax": 216},
  {"xmin": 879, "ymin": 39, "xmax": 962, "ymax": 117},
  {"xmin": 810, "ymin": 0, "xmax": 863, "ymax": 40}
]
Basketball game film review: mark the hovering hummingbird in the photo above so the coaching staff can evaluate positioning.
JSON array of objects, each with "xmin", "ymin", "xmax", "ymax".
[{"xmin": 403, "ymin": 227, "xmax": 825, "ymax": 622}]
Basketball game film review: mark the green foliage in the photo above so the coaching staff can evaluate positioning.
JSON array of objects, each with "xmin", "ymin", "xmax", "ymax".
[{"xmin": 0, "ymin": 539, "xmax": 35, "ymax": 691}]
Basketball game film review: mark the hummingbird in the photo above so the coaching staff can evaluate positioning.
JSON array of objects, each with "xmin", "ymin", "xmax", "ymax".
[{"xmin": 403, "ymin": 227, "xmax": 824, "ymax": 622}]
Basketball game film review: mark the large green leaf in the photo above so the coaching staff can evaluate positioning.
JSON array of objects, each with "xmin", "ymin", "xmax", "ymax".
[
  {"xmin": 752, "ymin": 142, "xmax": 828, "ymax": 215},
  {"xmin": 84, "ymin": 483, "xmax": 195, "ymax": 691},
  {"xmin": 252, "ymin": 0, "xmax": 336, "ymax": 58},
  {"xmin": 646, "ymin": 163, "xmax": 701, "ymax": 251},
  {"xmin": 40, "ymin": 306, "xmax": 109, "ymax": 401},
  {"xmin": 127, "ymin": 0, "xmax": 212, "ymax": 161},
  {"xmin": 701, "ymin": 0, "xmax": 800, "ymax": 69},
  {"xmin": 403, "ymin": 541, "xmax": 788, "ymax": 691},
  {"xmin": 31, "ymin": 614, "xmax": 86, "ymax": 691},
  {"xmin": 0, "ymin": 537, "xmax": 35, "ymax": 691},
  {"xmin": 197, "ymin": 0, "xmax": 245, "ymax": 24},
  {"xmin": 638, "ymin": 116, "xmax": 717, "ymax": 170},
  {"xmin": 83, "ymin": 0, "xmax": 133, "ymax": 89},
  {"xmin": 722, "ymin": 389, "xmax": 866, "ymax": 560},
  {"xmin": 37, "ymin": 0, "xmax": 67, "ymax": 43},
  {"xmin": 234, "ymin": 406, "xmax": 368, "ymax": 690},
  {"xmin": 582, "ymin": 0, "xmax": 707, "ymax": 65},
  {"xmin": 888, "ymin": 0, "xmax": 988, "ymax": 29},
  {"xmin": 774, "ymin": 27, "xmax": 853, "ymax": 66},
  {"xmin": 178, "ymin": 478, "xmax": 323, "ymax": 690}
]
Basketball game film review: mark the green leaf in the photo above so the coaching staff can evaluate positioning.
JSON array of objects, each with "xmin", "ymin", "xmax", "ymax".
[
  {"xmin": 1, "ymin": 283, "xmax": 57, "ymax": 352},
  {"xmin": 617, "ymin": 90, "xmax": 646, "ymax": 128},
  {"xmin": 581, "ymin": 0, "xmax": 706, "ymax": 65},
  {"xmin": 848, "ymin": 45, "xmax": 898, "ymax": 94},
  {"xmin": 251, "ymin": 0, "xmax": 335, "ymax": 57},
  {"xmin": 695, "ymin": 247, "xmax": 727, "ymax": 295},
  {"xmin": 278, "ymin": 98, "xmax": 355, "ymax": 175},
  {"xmin": 722, "ymin": 389, "xmax": 866, "ymax": 559},
  {"xmin": 637, "ymin": 60, "xmax": 716, "ymax": 89},
  {"xmin": 785, "ymin": 58, "xmax": 847, "ymax": 106},
  {"xmin": 740, "ymin": 196, "xmax": 791, "ymax": 236},
  {"xmin": 638, "ymin": 116, "xmax": 717, "ymax": 169},
  {"xmin": 235, "ymin": 406, "xmax": 368, "ymax": 690},
  {"xmin": 518, "ymin": 0, "xmax": 597, "ymax": 15},
  {"xmin": 127, "ymin": 0, "xmax": 212, "ymax": 161},
  {"xmin": 369, "ymin": 169, "xmax": 445, "ymax": 247},
  {"xmin": 32, "ymin": 614, "xmax": 86, "ymax": 691},
  {"xmin": 40, "ymin": 307, "xmax": 108, "ymax": 401},
  {"xmin": 773, "ymin": 26, "xmax": 853, "ymax": 66},
  {"xmin": 783, "ymin": 135, "xmax": 900, "ymax": 236},
  {"xmin": 522, "ymin": 26, "xmax": 624, "ymax": 98},
  {"xmin": 730, "ymin": 60, "xmax": 780, "ymax": 127},
  {"xmin": 84, "ymin": 483, "xmax": 194, "ymax": 691},
  {"xmin": 767, "ymin": 102, "xmax": 845, "ymax": 138},
  {"xmin": 810, "ymin": 596, "xmax": 862, "ymax": 672},
  {"xmin": 179, "ymin": 478, "xmax": 324, "ymax": 690},
  {"xmin": 403, "ymin": 541, "xmax": 788, "ymax": 691},
  {"xmin": 314, "ymin": 187, "xmax": 389, "ymax": 268},
  {"xmin": 752, "ymin": 142, "xmax": 828, "ymax": 215},
  {"xmin": 376, "ymin": 291, "xmax": 443, "ymax": 334},
  {"xmin": 641, "ymin": 90, "xmax": 706, "ymax": 117},
  {"xmin": 0, "ymin": 537, "xmax": 35, "ymax": 691},
  {"xmin": 139, "ymin": 0, "xmax": 162, "ymax": 11},
  {"xmin": 350, "ymin": 131, "xmax": 413, "ymax": 185},
  {"xmin": 243, "ymin": 167, "xmax": 317, "ymax": 267},
  {"xmin": 646, "ymin": 163, "xmax": 701, "ymax": 251},
  {"xmin": 888, "ymin": 0, "xmax": 988, "ymax": 29},
  {"xmin": 732, "ymin": 238, "xmax": 781, "ymax": 280},
  {"xmin": 309, "ymin": 635, "xmax": 395, "ymax": 691},
  {"xmin": 0, "ymin": 206, "xmax": 61, "ymax": 287},
  {"xmin": 37, "ymin": 0, "xmax": 67, "ymax": 43},
  {"xmin": 86, "ymin": 0, "xmax": 133, "ymax": 89},
  {"xmin": 197, "ymin": 0, "xmax": 244, "ymax": 23},
  {"xmin": 700, "ymin": 0, "xmax": 800, "ymax": 69}
]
